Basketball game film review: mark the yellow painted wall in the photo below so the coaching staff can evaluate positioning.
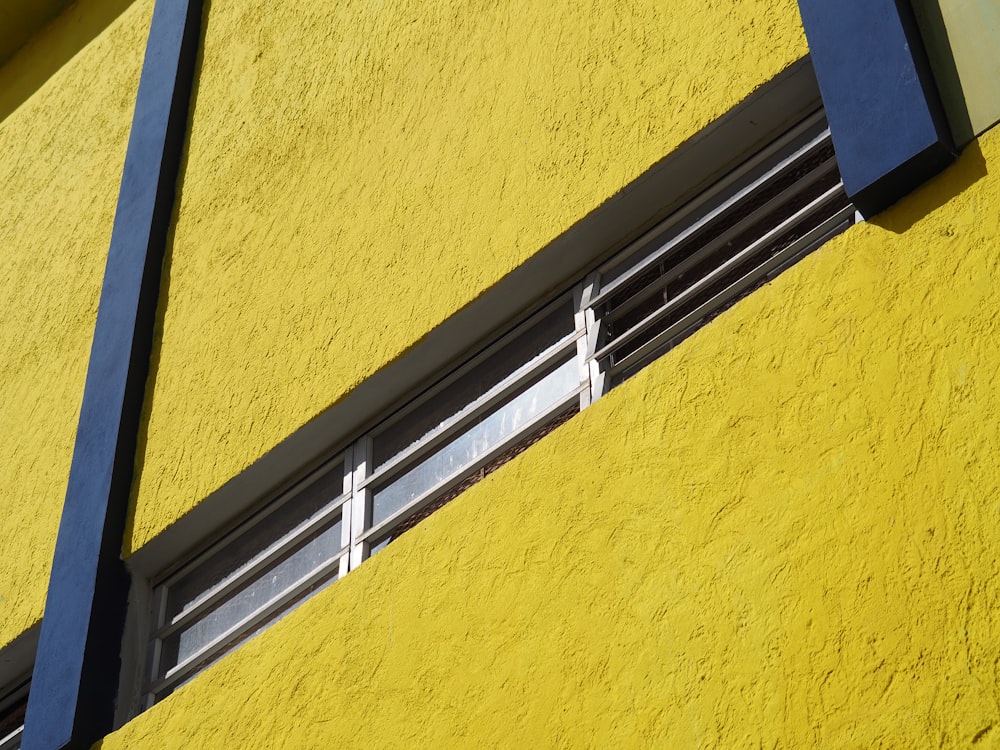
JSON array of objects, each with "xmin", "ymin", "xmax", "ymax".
[
  {"xmin": 0, "ymin": 0, "xmax": 151, "ymax": 649},
  {"xmin": 100, "ymin": 128, "xmax": 1000, "ymax": 748},
  {"xmin": 127, "ymin": 0, "xmax": 809, "ymax": 552}
]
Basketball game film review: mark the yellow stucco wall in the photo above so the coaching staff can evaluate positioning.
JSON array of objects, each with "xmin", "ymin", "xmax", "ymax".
[
  {"xmin": 0, "ymin": 0, "xmax": 151, "ymax": 649},
  {"xmin": 100, "ymin": 126, "xmax": 1000, "ymax": 747},
  {"xmin": 126, "ymin": 0, "xmax": 809, "ymax": 552}
]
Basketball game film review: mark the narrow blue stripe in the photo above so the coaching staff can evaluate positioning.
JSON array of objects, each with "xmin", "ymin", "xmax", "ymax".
[
  {"xmin": 797, "ymin": 0, "xmax": 955, "ymax": 216},
  {"xmin": 21, "ymin": 0, "xmax": 203, "ymax": 748}
]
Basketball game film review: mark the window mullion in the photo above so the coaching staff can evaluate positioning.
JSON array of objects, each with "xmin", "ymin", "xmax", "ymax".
[
  {"xmin": 580, "ymin": 272, "xmax": 608, "ymax": 403},
  {"xmin": 348, "ymin": 437, "xmax": 372, "ymax": 570},
  {"xmin": 573, "ymin": 281, "xmax": 593, "ymax": 409},
  {"xmin": 339, "ymin": 457, "xmax": 354, "ymax": 579}
]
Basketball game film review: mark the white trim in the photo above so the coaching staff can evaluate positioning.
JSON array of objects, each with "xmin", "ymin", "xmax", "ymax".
[
  {"xmin": 151, "ymin": 496, "xmax": 349, "ymax": 639},
  {"xmin": 148, "ymin": 550, "xmax": 345, "ymax": 698},
  {"xmin": 606, "ymin": 205, "xmax": 855, "ymax": 377},
  {"xmin": 349, "ymin": 437, "xmax": 372, "ymax": 569},
  {"xmin": 361, "ymin": 335, "xmax": 580, "ymax": 491}
]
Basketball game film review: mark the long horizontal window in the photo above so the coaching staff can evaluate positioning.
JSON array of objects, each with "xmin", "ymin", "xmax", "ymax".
[{"xmin": 143, "ymin": 106, "xmax": 855, "ymax": 706}]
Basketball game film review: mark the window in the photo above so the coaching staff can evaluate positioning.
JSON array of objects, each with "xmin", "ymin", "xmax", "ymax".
[
  {"xmin": 144, "ymin": 461, "xmax": 351, "ymax": 704},
  {"xmin": 0, "ymin": 677, "xmax": 28, "ymax": 750},
  {"xmin": 138, "ymin": 105, "xmax": 854, "ymax": 708},
  {"xmin": 583, "ymin": 109, "xmax": 853, "ymax": 388}
]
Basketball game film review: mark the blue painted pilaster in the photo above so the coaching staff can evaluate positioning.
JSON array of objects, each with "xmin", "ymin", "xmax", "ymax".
[
  {"xmin": 21, "ymin": 0, "xmax": 203, "ymax": 748},
  {"xmin": 797, "ymin": 0, "xmax": 956, "ymax": 217}
]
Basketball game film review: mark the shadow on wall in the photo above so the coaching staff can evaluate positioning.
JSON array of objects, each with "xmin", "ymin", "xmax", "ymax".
[
  {"xmin": 124, "ymin": 0, "xmax": 210, "ymax": 557},
  {"xmin": 0, "ymin": 0, "xmax": 136, "ymax": 124},
  {"xmin": 870, "ymin": 138, "xmax": 988, "ymax": 234}
]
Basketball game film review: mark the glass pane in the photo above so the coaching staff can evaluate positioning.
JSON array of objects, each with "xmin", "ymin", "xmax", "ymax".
[
  {"xmin": 158, "ymin": 519, "xmax": 342, "ymax": 676},
  {"xmin": 372, "ymin": 301, "xmax": 574, "ymax": 468},
  {"xmin": 371, "ymin": 356, "xmax": 579, "ymax": 526},
  {"xmin": 161, "ymin": 460, "xmax": 345, "ymax": 624}
]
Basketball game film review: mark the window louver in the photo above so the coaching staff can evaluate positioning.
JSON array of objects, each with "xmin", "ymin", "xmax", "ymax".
[{"xmin": 584, "ymin": 110, "xmax": 856, "ymax": 387}]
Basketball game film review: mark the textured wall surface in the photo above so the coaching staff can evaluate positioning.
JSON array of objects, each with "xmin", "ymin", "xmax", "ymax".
[
  {"xmin": 100, "ymin": 129, "xmax": 1000, "ymax": 748},
  {"xmin": 0, "ymin": 0, "xmax": 151, "ymax": 649},
  {"xmin": 126, "ymin": 0, "xmax": 809, "ymax": 552}
]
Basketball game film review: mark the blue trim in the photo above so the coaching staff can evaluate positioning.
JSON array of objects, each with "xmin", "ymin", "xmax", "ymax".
[
  {"xmin": 797, "ymin": 0, "xmax": 956, "ymax": 217},
  {"xmin": 21, "ymin": 0, "xmax": 203, "ymax": 748}
]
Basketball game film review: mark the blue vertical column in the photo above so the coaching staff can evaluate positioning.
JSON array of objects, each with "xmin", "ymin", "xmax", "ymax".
[
  {"xmin": 797, "ymin": 0, "xmax": 956, "ymax": 217},
  {"xmin": 20, "ymin": 0, "xmax": 203, "ymax": 748}
]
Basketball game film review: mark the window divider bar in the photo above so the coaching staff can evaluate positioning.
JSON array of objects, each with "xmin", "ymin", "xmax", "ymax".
[
  {"xmin": 604, "ymin": 155, "xmax": 840, "ymax": 326},
  {"xmin": 0, "ymin": 728, "xmax": 22, "ymax": 750},
  {"xmin": 592, "ymin": 108, "xmax": 827, "ymax": 283},
  {"xmin": 349, "ymin": 439, "xmax": 372, "ymax": 569},
  {"xmin": 358, "ymin": 386, "xmax": 587, "ymax": 547},
  {"xmin": 149, "ymin": 550, "xmax": 346, "ymax": 698},
  {"xmin": 369, "ymin": 293, "xmax": 577, "ymax": 440},
  {"xmin": 359, "ymin": 335, "xmax": 582, "ymax": 492},
  {"xmin": 580, "ymin": 273, "xmax": 607, "ymax": 404},
  {"xmin": 338, "ymin": 460, "xmax": 354, "ymax": 579},
  {"xmin": 591, "ymin": 181, "xmax": 849, "ymax": 364},
  {"xmin": 572, "ymin": 282, "xmax": 592, "ymax": 409},
  {"xmin": 590, "ymin": 128, "xmax": 832, "ymax": 309},
  {"xmin": 155, "ymin": 455, "xmax": 350, "ymax": 590},
  {"xmin": 152, "ymin": 494, "xmax": 350, "ymax": 639},
  {"xmin": 605, "ymin": 204, "xmax": 856, "ymax": 377}
]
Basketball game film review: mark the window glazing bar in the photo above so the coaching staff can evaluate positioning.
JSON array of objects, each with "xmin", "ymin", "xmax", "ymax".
[
  {"xmin": 604, "ymin": 204, "xmax": 856, "ymax": 377},
  {"xmin": 604, "ymin": 151, "xmax": 839, "ymax": 326},
  {"xmin": 151, "ymin": 495, "xmax": 349, "ymax": 639},
  {"xmin": 358, "ymin": 385, "xmax": 586, "ymax": 547},
  {"xmin": 370, "ymin": 293, "xmax": 576, "ymax": 436},
  {"xmin": 360, "ymin": 335, "xmax": 582, "ymax": 491},
  {"xmin": 592, "ymin": 181, "xmax": 849, "ymax": 364},
  {"xmin": 148, "ymin": 550, "xmax": 345, "ymax": 699},
  {"xmin": 592, "ymin": 109, "xmax": 827, "ymax": 291},
  {"xmin": 590, "ymin": 126, "xmax": 832, "ymax": 308},
  {"xmin": 0, "ymin": 728, "xmax": 22, "ymax": 750}
]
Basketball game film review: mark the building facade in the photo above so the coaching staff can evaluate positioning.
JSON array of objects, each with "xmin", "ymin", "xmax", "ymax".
[{"xmin": 2, "ymin": 0, "xmax": 1000, "ymax": 747}]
